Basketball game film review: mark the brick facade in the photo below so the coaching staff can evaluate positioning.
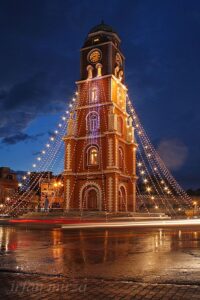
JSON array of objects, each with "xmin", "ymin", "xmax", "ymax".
[{"xmin": 63, "ymin": 24, "xmax": 137, "ymax": 212}]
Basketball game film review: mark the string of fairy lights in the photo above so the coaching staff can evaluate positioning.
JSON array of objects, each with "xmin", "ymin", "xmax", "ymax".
[
  {"xmin": 1, "ymin": 72, "xmax": 193, "ymax": 217},
  {"xmin": 11, "ymin": 124, "xmax": 67, "ymax": 214},
  {"xmin": 126, "ymin": 93, "xmax": 192, "ymax": 212},
  {"xmin": 80, "ymin": 80, "xmax": 98, "ymax": 215},
  {"xmin": 7, "ymin": 128, "xmax": 66, "ymax": 215},
  {"xmin": 27, "ymin": 93, "xmax": 79, "ymax": 209},
  {"xmin": 66, "ymin": 80, "xmax": 93, "ymax": 213},
  {"xmin": 100, "ymin": 75, "xmax": 192, "ymax": 215},
  {"xmin": 67, "ymin": 80, "xmax": 102, "ymax": 214},
  {"xmin": 3, "ymin": 91, "xmax": 79, "ymax": 215},
  {"xmin": 99, "ymin": 78, "xmax": 109, "ymax": 213},
  {"xmin": 79, "ymin": 78, "xmax": 108, "ymax": 215},
  {"xmin": 80, "ymin": 80, "xmax": 94, "ymax": 214},
  {"xmin": 135, "ymin": 149, "xmax": 174, "ymax": 215},
  {"xmin": 115, "ymin": 81, "xmax": 163, "ymax": 214}
]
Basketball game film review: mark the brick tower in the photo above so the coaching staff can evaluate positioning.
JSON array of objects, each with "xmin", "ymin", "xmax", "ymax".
[{"xmin": 63, "ymin": 22, "xmax": 137, "ymax": 212}]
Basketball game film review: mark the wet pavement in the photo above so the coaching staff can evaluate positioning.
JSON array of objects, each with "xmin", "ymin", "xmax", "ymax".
[
  {"xmin": 1, "ymin": 273, "xmax": 200, "ymax": 299},
  {"xmin": 1, "ymin": 225, "xmax": 200, "ymax": 298}
]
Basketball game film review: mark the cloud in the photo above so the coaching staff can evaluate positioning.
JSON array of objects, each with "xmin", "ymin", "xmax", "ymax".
[
  {"xmin": 1, "ymin": 132, "xmax": 44, "ymax": 145},
  {"xmin": 157, "ymin": 138, "xmax": 188, "ymax": 171},
  {"xmin": 0, "ymin": 72, "xmax": 67, "ymax": 144},
  {"xmin": 1, "ymin": 72, "xmax": 66, "ymax": 113}
]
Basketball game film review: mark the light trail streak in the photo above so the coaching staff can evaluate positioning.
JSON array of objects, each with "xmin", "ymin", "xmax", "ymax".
[{"xmin": 62, "ymin": 219, "xmax": 200, "ymax": 230}]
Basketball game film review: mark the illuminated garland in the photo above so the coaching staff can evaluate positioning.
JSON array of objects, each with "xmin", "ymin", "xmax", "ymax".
[
  {"xmin": 2, "ymin": 74, "xmax": 193, "ymax": 218},
  {"xmin": 65, "ymin": 81, "xmax": 91, "ymax": 213},
  {"xmin": 3, "ymin": 92, "xmax": 78, "ymax": 215},
  {"xmin": 126, "ymin": 94, "xmax": 192, "ymax": 212}
]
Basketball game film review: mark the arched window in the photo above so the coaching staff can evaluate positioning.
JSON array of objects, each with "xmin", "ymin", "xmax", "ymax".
[
  {"xmin": 87, "ymin": 65, "xmax": 93, "ymax": 79},
  {"xmin": 90, "ymin": 87, "xmax": 98, "ymax": 102},
  {"xmin": 118, "ymin": 185, "xmax": 127, "ymax": 211},
  {"xmin": 87, "ymin": 146, "xmax": 99, "ymax": 166},
  {"xmin": 96, "ymin": 63, "xmax": 102, "ymax": 77},
  {"xmin": 86, "ymin": 112, "xmax": 99, "ymax": 132},
  {"xmin": 117, "ymin": 116, "xmax": 123, "ymax": 134},
  {"xmin": 118, "ymin": 147, "xmax": 124, "ymax": 171}
]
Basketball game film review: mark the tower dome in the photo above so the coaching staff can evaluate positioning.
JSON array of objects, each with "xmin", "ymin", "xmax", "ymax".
[
  {"xmin": 83, "ymin": 21, "xmax": 120, "ymax": 48},
  {"xmin": 89, "ymin": 21, "xmax": 116, "ymax": 34}
]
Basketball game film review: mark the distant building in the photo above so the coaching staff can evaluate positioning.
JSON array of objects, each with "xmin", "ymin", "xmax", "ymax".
[
  {"xmin": 0, "ymin": 167, "xmax": 18, "ymax": 206},
  {"xmin": 40, "ymin": 175, "xmax": 64, "ymax": 209},
  {"xmin": 29, "ymin": 171, "xmax": 53, "ymax": 192}
]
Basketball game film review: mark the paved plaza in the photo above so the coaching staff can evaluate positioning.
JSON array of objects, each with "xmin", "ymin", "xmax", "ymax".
[
  {"xmin": 0, "ymin": 272, "xmax": 200, "ymax": 299},
  {"xmin": 1, "ymin": 225, "xmax": 200, "ymax": 299}
]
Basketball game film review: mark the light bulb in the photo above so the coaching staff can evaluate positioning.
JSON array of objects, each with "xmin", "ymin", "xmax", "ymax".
[{"xmin": 146, "ymin": 187, "xmax": 151, "ymax": 192}]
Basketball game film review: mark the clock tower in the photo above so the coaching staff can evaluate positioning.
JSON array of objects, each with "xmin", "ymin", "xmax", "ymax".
[{"xmin": 63, "ymin": 22, "xmax": 137, "ymax": 212}]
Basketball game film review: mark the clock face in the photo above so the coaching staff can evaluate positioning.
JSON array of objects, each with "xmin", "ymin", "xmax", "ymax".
[{"xmin": 88, "ymin": 49, "xmax": 101, "ymax": 63}]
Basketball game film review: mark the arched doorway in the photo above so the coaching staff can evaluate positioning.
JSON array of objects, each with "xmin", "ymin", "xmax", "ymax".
[
  {"xmin": 85, "ymin": 187, "xmax": 98, "ymax": 210},
  {"xmin": 80, "ymin": 183, "xmax": 102, "ymax": 211},
  {"xmin": 118, "ymin": 185, "xmax": 127, "ymax": 211}
]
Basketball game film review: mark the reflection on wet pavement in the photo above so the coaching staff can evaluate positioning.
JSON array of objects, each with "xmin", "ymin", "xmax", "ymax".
[{"xmin": 1, "ymin": 226, "xmax": 200, "ymax": 284}]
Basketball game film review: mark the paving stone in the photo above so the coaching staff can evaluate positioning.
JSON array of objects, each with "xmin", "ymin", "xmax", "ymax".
[{"xmin": 1, "ymin": 273, "xmax": 200, "ymax": 299}]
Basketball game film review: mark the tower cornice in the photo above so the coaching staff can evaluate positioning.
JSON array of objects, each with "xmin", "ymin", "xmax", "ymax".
[{"xmin": 76, "ymin": 74, "xmax": 127, "ymax": 91}]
